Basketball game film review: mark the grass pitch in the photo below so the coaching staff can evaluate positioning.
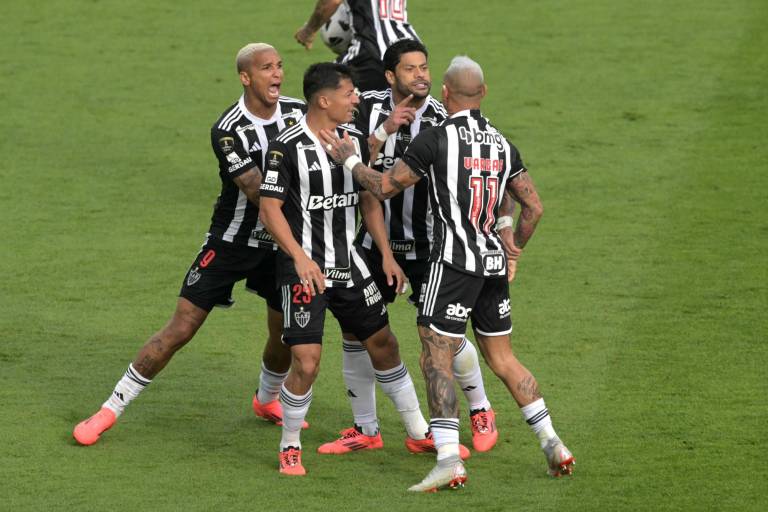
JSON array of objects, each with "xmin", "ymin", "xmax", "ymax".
[{"xmin": 1, "ymin": 1, "xmax": 766, "ymax": 510}]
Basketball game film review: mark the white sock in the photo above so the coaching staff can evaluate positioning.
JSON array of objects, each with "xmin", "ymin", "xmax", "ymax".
[
  {"xmin": 279, "ymin": 385, "xmax": 312, "ymax": 450},
  {"xmin": 520, "ymin": 398, "xmax": 558, "ymax": 449},
  {"xmin": 430, "ymin": 418, "xmax": 460, "ymax": 461},
  {"xmin": 102, "ymin": 364, "xmax": 151, "ymax": 417},
  {"xmin": 342, "ymin": 340, "xmax": 379, "ymax": 436},
  {"xmin": 257, "ymin": 361, "xmax": 288, "ymax": 404},
  {"xmin": 375, "ymin": 362, "xmax": 429, "ymax": 439},
  {"xmin": 453, "ymin": 337, "xmax": 491, "ymax": 412}
]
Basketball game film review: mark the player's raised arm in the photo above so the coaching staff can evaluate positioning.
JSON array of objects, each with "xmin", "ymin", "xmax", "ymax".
[
  {"xmin": 506, "ymin": 170, "xmax": 544, "ymax": 250},
  {"xmin": 365, "ymin": 94, "xmax": 416, "ymax": 164},
  {"xmin": 295, "ymin": 0, "xmax": 344, "ymax": 50},
  {"xmin": 320, "ymin": 129, "xmax": 421, "ymax": 200}
]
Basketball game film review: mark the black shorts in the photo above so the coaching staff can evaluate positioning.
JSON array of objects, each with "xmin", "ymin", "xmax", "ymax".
[
  {"xmin": 280, "ymin": 277, "xmax": 389, "ymax": 345},
  {"xmin": 363, "ymin": 247, "xmax": 428, "ymax": 306},
  {"xmin": 417, "ymin": 262, "xmax": 512, "ymax": 338},
  {"xmin": 179, "ymin": 238, "xmax": 281, "ymax": 312}
]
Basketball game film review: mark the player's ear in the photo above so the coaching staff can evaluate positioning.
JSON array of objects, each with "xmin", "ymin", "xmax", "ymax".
[
  {"xmin": 239, "ymin": 71, "xmax": 250, "ymax": 87},
  {"xmin": 480, "ymin": 83, "xmax": 487, "ymax": 99},
  {"xmin": 384, "ymin": 70, "xmax": 396, "ymax": 87},
  {"xmin": 441, "ymin": 84, "xmax": 449, "ymax": 103},
  {"xmin": 318, "ymin": 95, "xmax": 329, "ymax": 109}
]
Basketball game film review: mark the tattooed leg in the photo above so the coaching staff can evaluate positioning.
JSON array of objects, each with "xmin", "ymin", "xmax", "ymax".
[
  {"xmin": 131, "ymin": 297, "xmax": 209, "ymax": 378},
  {"xmin": 417, "ymin": 325, "xmax": 461, "ymax": 419},
  {"xmin": 474, "ymin": 331, "xmax": 542, "ymax": 407}
]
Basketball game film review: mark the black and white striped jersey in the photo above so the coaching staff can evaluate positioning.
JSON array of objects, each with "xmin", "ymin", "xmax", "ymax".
[
  {"xmin": 354, "ymin": 90, "xmax": 447, "ymax": 260},
  {"xmin": 259, "ymin": 117, "xmax": 372, "ymax": 288},
  {"xmin": 207, "ymin": 95, "xmax": 306, "ymax": 249},
  {"xmin": 402, "ymin": 109, "xmax": 526, "ymax": 278},
  {"xmin": 341, "ymin": 0, "xmax": 420, "ymax": 65}
]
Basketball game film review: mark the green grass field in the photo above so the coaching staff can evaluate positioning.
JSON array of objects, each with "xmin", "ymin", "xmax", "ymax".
[{"xmin": 2, "ymin": 0, "xmax": 766, "ymax": 510}]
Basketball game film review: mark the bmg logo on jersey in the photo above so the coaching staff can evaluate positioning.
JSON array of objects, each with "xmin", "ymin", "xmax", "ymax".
[
  {"xmin": 498, "ymin": 298, "xmax": 511, "ymax": 318},
  {"xmin": 445, "ymin": 302, "xmax": 472, "ymax": 321},
  {"xmin": 458, "ymin": 125, "xmax": 505, "ymax": 151},
  {"xmin": 306, "ymin": 192, "xmax": 359, "ymax": 210}
]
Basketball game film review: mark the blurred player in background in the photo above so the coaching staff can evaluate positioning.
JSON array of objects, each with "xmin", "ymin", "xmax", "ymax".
[
  {"xmin": 73, "ymin": 43, "xmax": 307, "ymax": 446},
  {"xmin": 320, "ymin": 39, "xmax": 500, "ymax": 455},
  {"xmin": 295, "ymin": 0, "xmax": 421, "ymax": 91},
  {"xmin": 320, "ymin": 55, "xmax": 575, "ymax": 491}
]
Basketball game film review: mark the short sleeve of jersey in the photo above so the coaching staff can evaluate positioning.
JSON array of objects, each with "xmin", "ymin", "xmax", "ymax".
[
  {"xmin": 259, "ymin": 140, "xmax": 292, "ymax": 201},
  {"xmin": 211, "ymin": 127, "xmax": 258, "ymax": 179},
  {"xmin": 401, "ymin": 127, "xmax": 440, "ymax": 178},
  {"xmin": 508, "ymin": 141, "xmax": 527, "ymax": 179}
]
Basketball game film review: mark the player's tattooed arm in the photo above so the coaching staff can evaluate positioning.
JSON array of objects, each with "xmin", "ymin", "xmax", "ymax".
[
  {"xmin": 295, "ymin": 0, "xmax": 343, "ymax": 48},
  {"xmin": 418, "ymin": 326, "xmax": 460, "ymax": 418},
  {"xmin": 350, "ymin": 160, "xmax": 421, "ymax": 200},
  {"xmin": 233, "ymin": 167, "xmax": 263, "ymax": 206},
  {"xmin": 506, "ymin": 171, "xmax": 543, "ymax": 249}
]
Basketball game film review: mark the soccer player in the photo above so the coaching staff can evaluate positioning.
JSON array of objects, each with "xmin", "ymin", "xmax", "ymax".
[
  {"xmin": 320, "ymin": 56, "xmax": 575, "ymax": 491},
  {"xmin": 72, "ymin": 43, "xmax": 307, "ymax": 446},
  {"xmin": 258, "ymin": 62, "xmax": 435, "ymax": 475},
  {"xmin": 294, "ymin": 0, "xmax": 421, "ymax": 91},
  {"xmin": 322, "ymin": 39, "xmax": 499, "ymax": 454}
]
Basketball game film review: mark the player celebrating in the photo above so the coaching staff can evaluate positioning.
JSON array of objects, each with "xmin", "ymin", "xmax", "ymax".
[
  {"xmin": 320, "ymin": 56, "xmax": 575, "ymax": 491},
  {"xmin": 295, "ymin": 0, "xmax": 421, "ymax": 91},
  {"xmin": 259, "ymin": 62, "xmax": 434, "ymax": 475},
  {"xmin": 322, "ymin": 39, "xmax": 499, "ymax": 455},
  {"xmin": 73, "ymin": 43, "xmax": 306, "ymax": 446}
]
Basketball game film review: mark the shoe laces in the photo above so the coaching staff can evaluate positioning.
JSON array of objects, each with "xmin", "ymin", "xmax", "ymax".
[
  {"xmin": 281, "ymin": 447, "xmax": 301, "ymax": 467},
  {"xmin": 471, "ymin": 410, "xmax": 490, "ymax": 433}
]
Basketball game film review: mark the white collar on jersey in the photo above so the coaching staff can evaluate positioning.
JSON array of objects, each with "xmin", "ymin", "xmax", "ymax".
[
  {"xmin": 449, "ymin": 109, "xmax": 480, "ymax": 119},
  {"xmin": 237, "ymin": 94, "xmax": 283, "ymax": 125}
]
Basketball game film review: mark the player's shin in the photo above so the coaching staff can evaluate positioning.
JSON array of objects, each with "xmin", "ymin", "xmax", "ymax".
[
  {"xmin": 452, "ymin": 337, "xmax": 491, "ymax": 412},
  {"xmin": 257, "ymin": 361, "xmax": 288, "ymax": 404},
  {"xmin": 342, "ymin": 339, "xmax": 379, "ymax": 435},
  {"xmin": 374, "ymin": 362, "xmax": 429, "ymax": 439},
  {"xmin": 279, "ymin": 384, "xmax": 312, "ymax": 449},
  {"xmin": 103, "ymin": 364, "xmax": 152, "ymax": 417}
]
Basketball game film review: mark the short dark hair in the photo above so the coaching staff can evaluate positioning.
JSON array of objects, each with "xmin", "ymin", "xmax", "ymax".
[
  {"xmin": 383, "ymin": 39, "xmax": 429, "ymax": 72},
  {"xmin": 303, "ymin": 62, "xmax": 355, "ymax": 102}
]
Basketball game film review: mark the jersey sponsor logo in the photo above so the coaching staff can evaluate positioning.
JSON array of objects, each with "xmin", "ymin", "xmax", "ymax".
[
  {"xmin": 390, "ymin": 240, "xmax": 415, "ymax": 253},
  {"xmin": 307, "ymin": 161, "xmax": 322, "ymax": 172},
  {"xmin": 264, "ymin": 170, "xmax": 279, "ymax": 184},
  {"xmin": 249, "ymin": 140, "xmax": 261, "ymax": 152},
  {"xmin": 267, "ymin": 150, "xmax": 283, "ymax": 169},
  {"xmin": 250, "ymin": 229, "xmax": 275, "ymax": 242},
  {"xmin": 226, "ymin": 152, "xmax": 242, "ymax": 164},
  {"xmin": 186, "ymin": 266, "xmax": 202, "ymax": 286},
  {"xmin": 294, "ymin": 307, "xmax": 311, "ymax": 328},
  {"xmin": 482, "ymin": 251, "xmax": 506, "ymax": 274},
  {"xmin": 396, "ymin": 131, "xmax": 411, "ymax": 143},
  {"xmin": 445, "ymin": 302, "xmax": 472, "ymax": 321},
  {"xmin": 374, "ymin": 154, "xmax": 398, "ymax": 169},
  {"xmin": 458, "ymin": 125, "xmax": 505, "ymax": 151},
  {"xmin": 306, "ymin": 192, "xmax": 359, "ymax": 210},
  {"xmin": 219, "ymin": 137, "xmax": 235, "ymax": 153},
  {"xmin": 227, "ymin": 156, "xmax": 253, "ymax": 172},
  {"xmin": 260, "ymin": 183, "xmax": 284, "ymax": 193},
  {"xmin": 498, "ymin": 298, "xmax": 511, "ymax": 317},
  {"xmin": 463, "ymin": 157, "xmax": 505, "ymax": 172},
  {"xmin": 325, "ymin": 266, "xmax": 352, "ymax": 282},
  {"xmin": 363, "ymin": 281, "xmax": 383, "ymax": 307}
]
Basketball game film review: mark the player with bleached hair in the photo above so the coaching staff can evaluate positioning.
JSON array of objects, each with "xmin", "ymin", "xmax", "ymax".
[{"xmin": 320, "ymin": 55, "xmax": 575, "ymax": 491}]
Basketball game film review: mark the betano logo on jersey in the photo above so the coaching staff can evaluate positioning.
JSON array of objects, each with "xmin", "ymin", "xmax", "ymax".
[
  {"xmin": 306, "ymin": 192, "xmax": 359, "ymax": 211},
  {"xmin": 458, "ymin": 125, "xmax": 505, "ymax": 151}
]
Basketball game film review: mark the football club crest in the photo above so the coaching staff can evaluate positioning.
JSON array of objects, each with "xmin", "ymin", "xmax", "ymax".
[
  {"xmin": 186, "ymin": 266, "xmax": 201, "ymax": 286},
  {"xmin": 294, "ymin": 307, "xmax": 311, "ymax": 328}
]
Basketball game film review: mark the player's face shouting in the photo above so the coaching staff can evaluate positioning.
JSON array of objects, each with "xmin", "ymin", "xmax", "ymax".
[
  {"xmin": 243, "ymin": 49, "xmax": 284, "ymax": 107},
  {"xmin": 326, "ymin": 78, "xmax": 360, "ymax": 124},
  {"xmin": 394, "ymin": 51, "xmax": 431, "ymax": 99}
]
